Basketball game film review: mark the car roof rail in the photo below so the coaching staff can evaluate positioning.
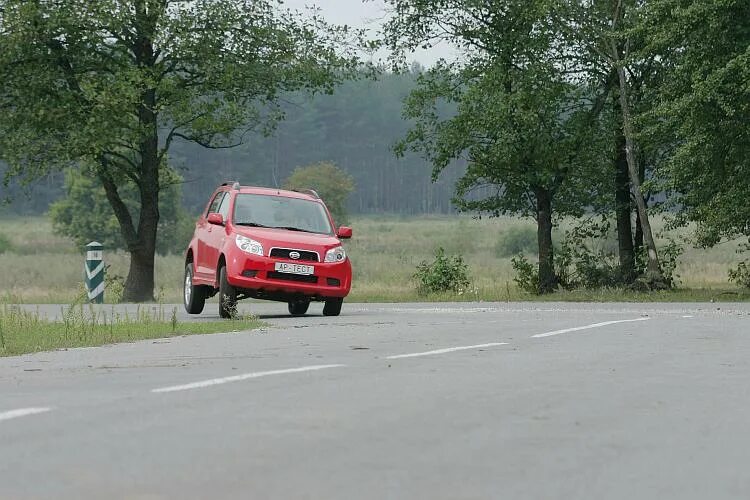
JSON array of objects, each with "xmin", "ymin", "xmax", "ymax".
[
  {"xmin": 221, "ymin": 181, "xmax": 241, "ymax": 190},
  {"xmin": 294, "ymin": 188, "xmax": 320, "ymax": 199}
]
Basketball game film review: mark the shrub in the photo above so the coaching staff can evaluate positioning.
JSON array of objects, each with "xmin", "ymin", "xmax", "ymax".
[
  {"xmin": 729, "ymin": 261, "xmax": 750, "ymax": 288},
  {"xmin": 496, "ymin": 226, "xmax": 537, "ymax": 257},
  {"xmin": 510, "ymin": 218, "xmax": 685, "ymax": 294},
  {"xmin": 0, "ymin": 232, "xmax": 12, "ymax": 254},
  {"xmin": 656, "ymin": 239, "xmax": 683, "ymax": 287},
  {"xmin": 555, "ymin": 218, "xmax": 628, "ymax": 289},
  {"xmin": 511, "ymin": 254, "xmax": 539, "ymax": 294},
  {"xmin": 414, "ymin": 247, "xmax": 470, "ymax": 294},
  {"xmin": 49, "ymin": 166, "xmax": 193, "ymax": 255}
]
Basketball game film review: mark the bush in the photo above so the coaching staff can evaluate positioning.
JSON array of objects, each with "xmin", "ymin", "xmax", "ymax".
[
  {"xmin": 0, "ymin": 232, "xmax": 12, "ymax": 254},
  {"xmin": 729, "ymin": 261, "xmax": 750, "ymax": 288},
  {"xmin": 511, "ymin": 254, "xmax": 539, "ymax": 294},
  {"xmin": 650, "ymin": 239, "xmax": 683, "ymax": 287},
  {"xmin": 510, "ymin": 218, "xmax": 684, "ymax": 294},
  {"xmin": 414, "ymin": 247, "xmax": 470, "ymax": 294},
  {"xmin": 49, "ymin": 166, "xmax": 193, "ymax": 255},
  {"xmin": 496, "ymin": 226, "xmax": 537, "ymax": 257},
  {"xmin": 555, "ymin": 218, "xmax": 627, "ymax": 289}
]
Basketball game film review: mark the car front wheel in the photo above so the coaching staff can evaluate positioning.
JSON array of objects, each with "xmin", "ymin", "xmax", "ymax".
[
  {"xmin": 322, "ymin": 298, "xmax": 343, "ymax": 317},
  {"xmin": 288, "ymin": 300, "xmax": 310, "ymax": 316},
  {"xmin": 218, "ymin": 265, "xmax": 237, "ymax": 319},
  {"xmin": 184, "ymin": 263, "xmax": 206, "ymax": 314}
]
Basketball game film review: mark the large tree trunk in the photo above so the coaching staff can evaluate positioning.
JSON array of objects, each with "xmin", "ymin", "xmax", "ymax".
[
  {"xmin": 611, "ymin": 44, "xmax": 665, "ymax": 287},
  {"xmin": 535, "ymin": 186, "xmax": 557, "ymax": 294},
  {"xmin": 122, "ymin": 84, "xmax": 160, "ymax": 302},
  {"xmin": 123, "ymin": 248, "xmax": 156, "ymax": 302},
  {"xmin": 121, "ymin": 181, "xmax": 159, "ymax": 302},
  {"xmin": 122, "ymin": 14, "xmax": 160, "ymax": 302},
  {"xmin": 614, "ymin": 116, "xmax": 636, "ymax": 283}
]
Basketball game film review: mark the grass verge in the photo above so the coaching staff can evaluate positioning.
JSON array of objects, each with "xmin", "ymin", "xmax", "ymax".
[
  {"xmin": 347, "ymin": 284, "xmax": 750, "ymax": 303},
  {"xmin": 0, "ymin": 304, "xmax": 265, "ymax": 357}
]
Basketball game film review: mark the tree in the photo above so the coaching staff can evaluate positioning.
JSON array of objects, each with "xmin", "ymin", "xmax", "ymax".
[
  {"xmin": 283, "ymin": 162, "xmax": 355, "ymax": 225},
  {"xmin": 642, "ymin": 0, "xmax": 750, "ymax": 248},
  {"xmin": 0, "ymin": 0, "xmax": 357, "ymax": 301},
  {"xmin": 383, "ymin": 0, "xmax": 610, "ymax": 293},
  {"xmin": 49, "ymin": 166, "xmax": 194, "ymax": 255},
  {"xmin": 561, "ymin": 0, "xmax": 668, "ymax": 287}
]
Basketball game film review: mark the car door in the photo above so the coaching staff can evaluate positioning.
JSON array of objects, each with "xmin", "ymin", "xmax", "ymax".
[
  {"xmin": 205, "ymin": 192, "xmax": 232, "ymax": 279},
  {"xmin": 195, "ymin": 191, "xmax": 225, "ymax": 280}
]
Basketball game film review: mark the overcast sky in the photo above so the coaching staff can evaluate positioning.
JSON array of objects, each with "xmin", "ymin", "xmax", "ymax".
[{"xmin": 282, "ymin": 0, "xmax": 456, "ymax": 67}]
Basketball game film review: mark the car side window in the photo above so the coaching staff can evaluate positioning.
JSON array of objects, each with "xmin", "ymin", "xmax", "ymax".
[
  {"xmin": 206, "ymin": 192, "xmax": 225, "ymax": 216},
  {"xmin": 217, "ymin": 192, "xmax": 231, "ymax": 220}
]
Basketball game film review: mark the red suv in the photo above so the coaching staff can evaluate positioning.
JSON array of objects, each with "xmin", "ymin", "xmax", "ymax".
[{"xmin": 183, "ymin": 183, "xmax": 353, "ymax": 318}]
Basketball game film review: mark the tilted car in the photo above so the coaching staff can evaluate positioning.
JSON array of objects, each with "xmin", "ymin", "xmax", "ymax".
[{"xmin": 183, "ymin": 182, "xmax": 353, "ymax": 318}]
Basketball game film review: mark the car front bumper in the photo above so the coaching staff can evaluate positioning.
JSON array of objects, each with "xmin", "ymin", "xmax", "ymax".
[{"xmin": 226, "ymin": 253, "xmax": 352, "ymax": 300}]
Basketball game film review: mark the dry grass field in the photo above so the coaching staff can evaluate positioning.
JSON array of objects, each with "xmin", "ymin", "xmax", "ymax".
[{"xmin": 0, "ymin": 215, "xmax": 747, "ymax": 304}]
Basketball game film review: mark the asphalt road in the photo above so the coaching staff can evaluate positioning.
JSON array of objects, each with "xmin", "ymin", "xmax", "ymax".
[{"xmin": 1, "ymin": 301, "xmax": 749, "ymax": 500}]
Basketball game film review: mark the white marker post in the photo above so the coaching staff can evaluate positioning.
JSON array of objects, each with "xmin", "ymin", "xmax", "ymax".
[{"xmin": 85, "ymin": 241, "xmax": 104, "ymax": 304}]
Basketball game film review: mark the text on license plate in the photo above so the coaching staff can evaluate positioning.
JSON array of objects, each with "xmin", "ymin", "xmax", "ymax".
[{"xmin": 274, "ymin": 262, "xmax": 315, "ymax": 275}]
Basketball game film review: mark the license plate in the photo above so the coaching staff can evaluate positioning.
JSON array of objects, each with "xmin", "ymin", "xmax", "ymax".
[{"xmin": 274, "ymin": 262, "xmax": 315, "ymax": 275}]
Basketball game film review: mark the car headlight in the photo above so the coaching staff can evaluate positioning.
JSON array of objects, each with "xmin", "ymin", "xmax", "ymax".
[
  {"xmin": 235, "ymin": 235, "xmax": 264, "ymax": 256},
  {"xmin": 324, "ymin": 246, "xmax": 346, "ymax": 263}
]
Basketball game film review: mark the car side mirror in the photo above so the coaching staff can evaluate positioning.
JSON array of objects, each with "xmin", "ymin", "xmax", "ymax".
[
  {"xmin": 207, "ymin": 213, "xmax": 224, "ymax": 226},
  {"xmin": 337, "ymin": 226, "xmax": 353, "ymax": 239}
]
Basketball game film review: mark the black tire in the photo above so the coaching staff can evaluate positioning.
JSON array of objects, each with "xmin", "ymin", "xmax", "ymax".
[
  {"xmin": 218, "ymin": 265, "xmax": 237, "ymax": 319},
  {"xmin": 183, "ymin": 263, "xmax": 206, "ymax": 314},
  {"xmin": 288, "ymin": 300, "xmax": 310, "ymax": 316},
  {"xmin": 322, "ymin": 298, "xmax": 343, "ymax": 317}
]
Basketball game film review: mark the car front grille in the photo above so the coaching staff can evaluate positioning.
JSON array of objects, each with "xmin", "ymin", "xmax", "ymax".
[
  {"xmin": 266, "ymin": 272, "xmax": 318, "ymax": 284},
  {"xmin": 269, "ymin": 248, "xmax": 320, "ymax": 262}
]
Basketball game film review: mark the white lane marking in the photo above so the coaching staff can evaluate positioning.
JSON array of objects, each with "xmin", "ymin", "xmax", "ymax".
[
  {"xmin": 0, "ymin": 407, "xmax": 52, "ymax": 422},
  {"xmin": 152, "ymin": 364, "xmax": 346, "ymax": 393},
  {"xmin": 682, "ymin": 315, "xmax": 694, "ymax": 318},
  {"xmin": 532, "ymin": 317, "xmax": 651, "ymax": 338},
  {"xmin": 386, "ymin": 343, "xmax": 508, "ymax": 360}
]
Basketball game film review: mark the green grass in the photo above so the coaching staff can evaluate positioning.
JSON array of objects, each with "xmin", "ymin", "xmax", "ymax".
[
  {"xmin": 0, "ymin": 214, "xmax": 748, "ymax": 304},
  {"xmin": 0, "ymin": 304, "xmax": 265, "ymax": 357}
]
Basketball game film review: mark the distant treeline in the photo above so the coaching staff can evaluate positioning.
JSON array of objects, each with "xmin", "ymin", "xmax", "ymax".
[{"xmin": 2, "ymin": 71, "xmax": 465, "ymax": 217}]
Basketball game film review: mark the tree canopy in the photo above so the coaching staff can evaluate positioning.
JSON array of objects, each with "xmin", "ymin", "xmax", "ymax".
[
  {"xmin": 384, "ymin": 0, "xmax": 611, "ymax": 292},
  {"xmin": 643, "ymin": 0, "xmax": 750, "ymax": 246},
  {"xmin": 0, "ymin": 0, "xmax": 359, "ymax": 300}
]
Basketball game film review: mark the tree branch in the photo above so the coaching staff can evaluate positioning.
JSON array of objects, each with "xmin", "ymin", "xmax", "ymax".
[{"xmin": 96, "ymin": 159, "xmax": 138, "ymax": 246}]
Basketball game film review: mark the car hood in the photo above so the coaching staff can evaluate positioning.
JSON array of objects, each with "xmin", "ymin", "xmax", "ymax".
[{"xmin": 233, "ymin": 226, "xmax": 341, "ymax": 250}]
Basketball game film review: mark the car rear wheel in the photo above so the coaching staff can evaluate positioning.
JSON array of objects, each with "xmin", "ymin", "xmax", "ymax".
[
  {"xmin": 218, "ymin": 265, "xmax": 237, "ymax": 319},
  {"xmin": 184, "ymin": 263, "xmax": 206, "ymax": 314},
  {"xmin": 288, "ymin": 300, "xmax": 310, "ymax": 316},
  {"xmin": 322, "ymin": 298, "xmax": 343, "ymax": 317}
]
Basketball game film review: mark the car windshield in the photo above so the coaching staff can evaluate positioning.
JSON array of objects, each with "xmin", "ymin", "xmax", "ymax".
[{"xmin": 233, "ymin": 193, "xmax": 333, "ymax": 235}]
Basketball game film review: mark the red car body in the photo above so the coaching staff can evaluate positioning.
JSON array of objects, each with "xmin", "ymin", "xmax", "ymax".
[{"xmin": 183, "ymin": 183, "xmax": 353, "ymax": 317}]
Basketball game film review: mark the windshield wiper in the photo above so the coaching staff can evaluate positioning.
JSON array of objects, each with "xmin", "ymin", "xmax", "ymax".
[
  {"xmin": 235, "ymin": 222, "xmax": 270, "ymax": 228},
  {"xmin": 273, "ymin": 226, "xmax": 315, "ymax": 233}
]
